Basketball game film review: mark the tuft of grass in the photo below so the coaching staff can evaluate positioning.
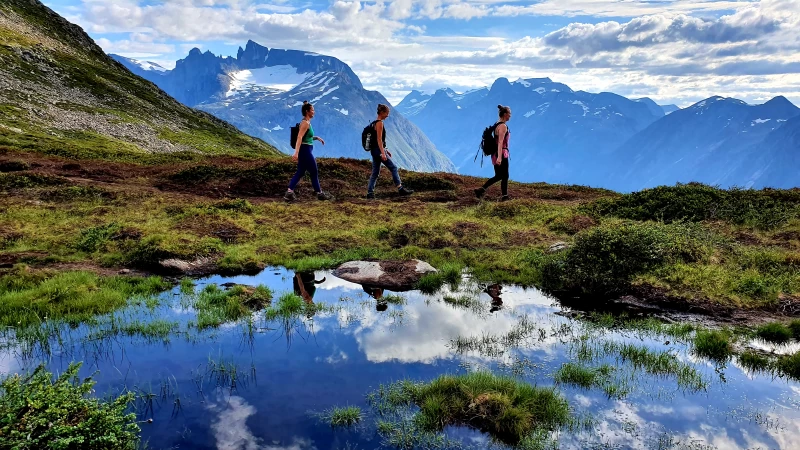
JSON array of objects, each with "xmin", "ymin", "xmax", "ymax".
[
  {"xmin": 737, "ymin": 351, "xmax": 772, "ymax": 374},
  {"xmin": 193, "ymin": 284, "xmax": 272, "ymax": 329},
  {"xmin": 788, "ymin": 319, "xmax": 800, "ymax": 340},
  {"xmin": 321, "ymin": 406, "xmax": 363, "ymax": 428},
  {"xmin": 754, "ymin": 322, "xmax": 793, "ymax": 344},
  {"xmin": 692, "ymin": 330, "xmax": 732, "ymax": 362},
  {"xmin": 554, "ymin": 363, "xmax": 629, "ymax": 399},
  {"xmin": 442, "ymin": 295, "xmax": 482, "ymax": 310},
  {"xmin": 0, "ymin": 363, "xmax": 139, "ymax": 449},
  {"xmin": 409, "ymin": 372, "xmax": 571, "ymax": 445},
  {"xmin": 415, "ymin": 273, "xmax": 446, "ymax": 295},
  {"xmin": 776, "ymin": 352, "xmax": 800, "ymax": 381},
  {"xmin": 382, "ymin": 294, "xmax": 406, "ymax": 305}
]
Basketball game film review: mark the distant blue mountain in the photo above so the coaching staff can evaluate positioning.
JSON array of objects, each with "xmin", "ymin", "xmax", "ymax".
[
  {"xmin": 396, "ymin": 77, "xmax": 664, "ymax": 186},
  {"xmin": 608, "ymin": 96, "xmax": 800, "ymax": 190},
  {"xmin": 111, "ymin": 42, "xmax": 455, "ymax": 173},
  {"xmin": 660, "ymin": 104, "xmax": 680, "ymax": 115}
]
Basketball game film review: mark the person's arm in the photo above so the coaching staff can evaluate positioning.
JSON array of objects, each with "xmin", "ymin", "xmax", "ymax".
[
  {"xmin": 376, "ymin": 121, "xmax": 388, "ymax": 160},
  {"xmin": 293, "ymin": 121, "xmax": 309, "ymax": 161},
  {"xmin": 314, "ymin": 135, "xmax": 325, "ymax": 145},
  {"xmin": 495, "ymin": 124, "xmax": 507, "ymax": 164}
]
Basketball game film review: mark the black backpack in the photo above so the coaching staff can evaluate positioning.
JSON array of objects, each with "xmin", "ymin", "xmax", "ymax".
[
  {"xmin": 290, "ymin": 122, "xmax": 300, "ymax": 148},
  {"xmin": 362, "ymin": 120, "xmax": 379, "ymax": 151},
  {"xmin": 475, "ymin": 122, "xmax": 504, "ymax": 165}
]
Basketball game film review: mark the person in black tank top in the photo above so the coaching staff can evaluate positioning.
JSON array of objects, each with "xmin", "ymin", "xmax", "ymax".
[
  {"xmin": 475, "ymin": 105, "xmax": 512, "ymax": 201},
  {"xmin": 366, "ymin": 104, "xmax": 414, "ymax": 199}
]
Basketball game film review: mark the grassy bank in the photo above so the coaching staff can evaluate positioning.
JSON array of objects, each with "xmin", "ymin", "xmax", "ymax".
[{"xmin": 1, "ymin": 151, "xmax": 800, "ymax": 322}]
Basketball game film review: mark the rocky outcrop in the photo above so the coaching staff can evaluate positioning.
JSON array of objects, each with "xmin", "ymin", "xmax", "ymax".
[{"xmin": 333, "ymin": 260, "xmax": 437, "ymax": 290}]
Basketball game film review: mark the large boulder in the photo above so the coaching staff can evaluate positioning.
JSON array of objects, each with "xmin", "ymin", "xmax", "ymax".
[{"xmin": 332, "ymin": 260, "xmax": 437, "ymax": 290}]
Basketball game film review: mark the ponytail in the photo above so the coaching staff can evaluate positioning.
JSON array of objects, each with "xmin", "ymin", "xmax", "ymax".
[
  {"xmin": 301, "ymin": 101, "xmax": 313, "ymax": 116},
  {"xmin": 498, "ymin": 104, "xmax": 510, "ymax": 117}
]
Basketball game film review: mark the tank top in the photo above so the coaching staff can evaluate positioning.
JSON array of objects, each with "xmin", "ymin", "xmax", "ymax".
[
  {"xmin": 375, "ymin": 119, "xmax": 387, "ymax": 149},
  {"xmin": 492, "ymin": 122, "xmax": 510, "ymax": 164},
  {"xmin": 302, "ymin": 120, "xmax": 314, "ymax": 145}
]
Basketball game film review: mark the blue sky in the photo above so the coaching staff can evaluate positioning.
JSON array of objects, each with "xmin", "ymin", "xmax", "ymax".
[{"xmin": 44, "ymin": 0, "xmax": 800, "ymax": 106}]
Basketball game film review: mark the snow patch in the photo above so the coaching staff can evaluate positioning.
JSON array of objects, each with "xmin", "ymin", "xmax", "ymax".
[
  {"xmin": 752, "ymin": 118, "xmax": 771, "ymax": 125},
  {"xmin": 514, "ymin": 78, "xmax": 531, "ymax": 87},
  {"xmin": 335, "ymin": 108, "xmax": 349, "ymax": 116},
  {"xmin": 572, "ymin": 100, "xmax": 589, "ymax": 116},
  {"xmin": 310, "ymin": 86, "xmax": 340, "ymax": 103},
  {"xmin": 272, "ymin": 125, "xmax": 284, "ymax": 131},
  {"xmin": 226, "ymin": 66, "xmax": 311, "ymax": 97},
  {"xmin": 410, "ymin": 99, "xmax": 418, "ymax": 103},
  {"xmin": 534, "ymin": 87, "xmax": 546, "ymax": 94},
  {"xmin": 133, "ymin": 60, "xmax": 167, "ymax": 73},
  {"xmin": 524, "ymin": 110, "xmax": 536, "ymax": 118}
]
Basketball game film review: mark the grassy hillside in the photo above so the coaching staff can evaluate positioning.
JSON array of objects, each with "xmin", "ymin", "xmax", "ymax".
[{"xmin": 0, "ymin": 0, "xmax": 279, "ymax": 163}]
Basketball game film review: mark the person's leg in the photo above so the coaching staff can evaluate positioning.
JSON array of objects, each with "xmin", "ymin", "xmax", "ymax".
[
  {"xmin": 288, "ymin": 156, "xmax": 307, "ymax": 191},
  {"xmin": 367, "ymin": 151, "xmax": 381, "ymax": 195},
  {"xmin": 482, "ymin": 163, "xmax": 504, "ymax": 189},
  {"xmin": 500, "ymin": 159, "xmax": 509, "ymax": 197},
  {"xmin": 384, "ymin": 157, "xmax": 402, "ymax": 187},
  {"xmin": 304, "ymin": 149, "xmax": 322, "ymax": 193}
]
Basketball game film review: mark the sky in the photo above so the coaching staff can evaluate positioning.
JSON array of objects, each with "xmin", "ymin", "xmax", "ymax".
[{"xmin": 43, "ymin": 0, "xmax": 800, "ymax": 107}]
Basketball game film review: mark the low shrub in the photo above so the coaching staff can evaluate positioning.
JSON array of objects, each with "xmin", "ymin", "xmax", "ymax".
[
  {"xmin": 693, "ymin": 330, "xmax": 732, "ymax": 361},
  {"xmin": 0, "ymin": 363, "xmax": 139, "ymax": 449},
  {"xmin": 755, "ymin": 322, "xmax": 793, "ymax": 344}
]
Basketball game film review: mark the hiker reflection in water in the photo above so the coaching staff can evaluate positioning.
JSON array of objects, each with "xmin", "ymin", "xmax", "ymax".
[
  {"xmin": 486, "ymin": 283, "xmax": 503, "ymax": 313},
  {"xmin": 362, "ymin": 285, "xmax": 388, "ymax": 312},
  {"xmin": 293, "ymin": 271, "xmax": 326, "ymax": 304}
]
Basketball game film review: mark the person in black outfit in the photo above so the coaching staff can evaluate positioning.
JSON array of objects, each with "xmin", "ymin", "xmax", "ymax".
[{"xmin": 475, "ymin": 105, "xmax": 512, "ymax": 201}]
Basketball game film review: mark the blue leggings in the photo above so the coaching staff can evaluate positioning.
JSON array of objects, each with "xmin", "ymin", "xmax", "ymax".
[
  {"xmin": 368, "ymin": 149, "xmax": 402, "ymax": 194},
  {"xmin": 288, "ymin": 144, "xmax": 321, "ymax": 193}
]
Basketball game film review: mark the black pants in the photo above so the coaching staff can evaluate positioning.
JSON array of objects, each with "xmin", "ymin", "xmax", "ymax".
[{"xmin": 482, "ymin": 158, "xmax": 509, "ymax": 196}]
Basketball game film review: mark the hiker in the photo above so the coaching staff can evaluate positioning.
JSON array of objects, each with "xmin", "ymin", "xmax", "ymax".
[
  {"xmin": 366, "ymin": 104, "xmax": 414, "ymax": 199},
  {"xmin": 486, "ymin": 283, "xmax": 504, "ymax": 313},
  {"xmin": 475, "ymin": 105, "xmax": 512, "ymax": 201},
  {"xmin": 285, "ymin": 101, "xmax": 333, "ymax": 202},
  {"xmin": 362, "ymin": 285, "xmax": 388, "ymax": 311},
  {"xmin": 293, "ymin": 271, "xmax": 326, "ymax": 303}
]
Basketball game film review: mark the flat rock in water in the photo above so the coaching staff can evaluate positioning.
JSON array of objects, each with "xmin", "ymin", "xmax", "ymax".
[{"xmin": 333, "ymin": 260, "xmax": 437, "ymax": 290}]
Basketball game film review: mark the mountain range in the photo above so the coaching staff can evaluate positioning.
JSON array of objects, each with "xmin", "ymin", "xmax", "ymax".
[
  {"xmin": 113, "ymin": 43, "xmax": 455, "ymax": 173},
  {"xmin": 397, "ymin": 80, "xmax": 800, "ymax": 190}
]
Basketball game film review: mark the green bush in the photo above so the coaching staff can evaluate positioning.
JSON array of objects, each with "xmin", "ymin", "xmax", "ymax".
[
  {"xmin": 790, "ymin": 320, "xmax": 800, "ymax": 340},
  {"xmin": 540, "ymin": 221, "xmax": 706, "ymax": 296},
  {"xmin": 583, "ymin": 184, "xmax": 800, "ymax": 229},
  {"xmin": 0, "ymin": 363, "xmax": 139, "ymax": 449}
]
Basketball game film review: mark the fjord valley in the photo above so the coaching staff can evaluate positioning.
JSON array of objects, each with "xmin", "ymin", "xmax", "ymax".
[{"xmin": 2, "ymin": 1, "xmax": 800, "ymax": 449}]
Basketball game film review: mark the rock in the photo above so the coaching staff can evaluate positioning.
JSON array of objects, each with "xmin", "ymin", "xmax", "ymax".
[
  {"xmin": 548, "ymin": 242, "xmax": 569, "ymax": 253},
  {"xmin": 333, "ymin": 260, "xmax": 437, "ymax": 290},
  {"xmin": 159, "ymin": 256, "xmax": 217, "ymax": 276},
  {"xmin": 118, "ymin": 269, "xmax": 131, "ymax": 275}
]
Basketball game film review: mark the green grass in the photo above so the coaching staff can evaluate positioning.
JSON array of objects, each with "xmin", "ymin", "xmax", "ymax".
[
  {"xmin": 738, "ymin": 351, "xmax": 773, "ymax": 374},
  {"xmin": 692, "ymin": 330, "xmax": 732, "ymax": 362},
  {"xmin": 193, "ymin": 284, "xmax": 272, "ymax": 329},
  {"xmin": 0, "ymin": 363, "xmax": 139, "ymax": 449},
  {"xmin": 321, "ymin": 406, "xmax": 363, "ymax": 428},
  {"xmin": 369, "ymin": 373, "xmax": 571, "ymax": 446},
  {"xmin": 382, "ymin": 294, "xmax": 406, "ymax": 305},
  {"xmin": 789, "ymin": 319, "xmax": 800, "ymax": 340},
  {"xmin": 776, "ymin": 352, "xmax": 800, "ymax": 380},
  {"xmin": 442, "ymin": 295, "xmax": 482, "ymax": 310},
  {"xmin": 554, "ymin": 363, "xmax": 629, "ymax": 399},
  {"xmin": 0, "ymin": 267, "xmax": 168, "ymax": 327},
  {"xmin": 754, "ymin": 322, "xmax": 793, "ymax": 344}
]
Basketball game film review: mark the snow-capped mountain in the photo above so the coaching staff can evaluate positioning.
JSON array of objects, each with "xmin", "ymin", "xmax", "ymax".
[
  {"xmin": 111, "ymin": 42, "xmax": 454, "ymax": 173},
  {"xmin": 396, "ymin": 77, "xmax": 664, "ymax": 186},
  {"xmin": 112, "ymin": 55, "xmax": 169, "ymax": 76},
  {"xmin": 607, "ymin": 95, "xmax": 800, "ymax": 191}
]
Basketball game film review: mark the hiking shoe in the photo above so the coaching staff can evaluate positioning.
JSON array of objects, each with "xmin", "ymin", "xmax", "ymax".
[
  {"xmin": 474, "ymin": 187, "xmax": 486, "ymax": 199},
  {"xmin": 316, "ymin": 191, "xmax": 334, "ymax": 201},
  {"xmin": 398, "ymin": 186, "xmax": 414, "ymax": 196},
  {"xmin": 284, "ymin": 191, "xmax": 296, "ymax": 202},
  {"xmin": 366, "ymin": 192, "xmax": 376, "ymax": 200},
  {"xmin": 500, "ymin": 195, "xmax": 510, "ymax": 202}
]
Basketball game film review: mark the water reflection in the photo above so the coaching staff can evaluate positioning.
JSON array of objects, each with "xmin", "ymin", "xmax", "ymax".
[{"xmin": 0, "ymin": 267, "xmax": 798, "ymax": 450}]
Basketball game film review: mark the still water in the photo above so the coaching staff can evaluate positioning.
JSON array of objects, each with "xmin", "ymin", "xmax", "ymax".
[{"xmin": 1, "ymin": 268, "xmax": 799, "ymax": 449}]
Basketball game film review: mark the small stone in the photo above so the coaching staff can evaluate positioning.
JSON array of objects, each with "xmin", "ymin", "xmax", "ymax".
[
  {"xmin": 118, "ymin": 269, "xmax": 131, "ymax": 275},
  {"xmin": 548, "ymin": 242, "xmax": 569, "ymax": 253}
]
